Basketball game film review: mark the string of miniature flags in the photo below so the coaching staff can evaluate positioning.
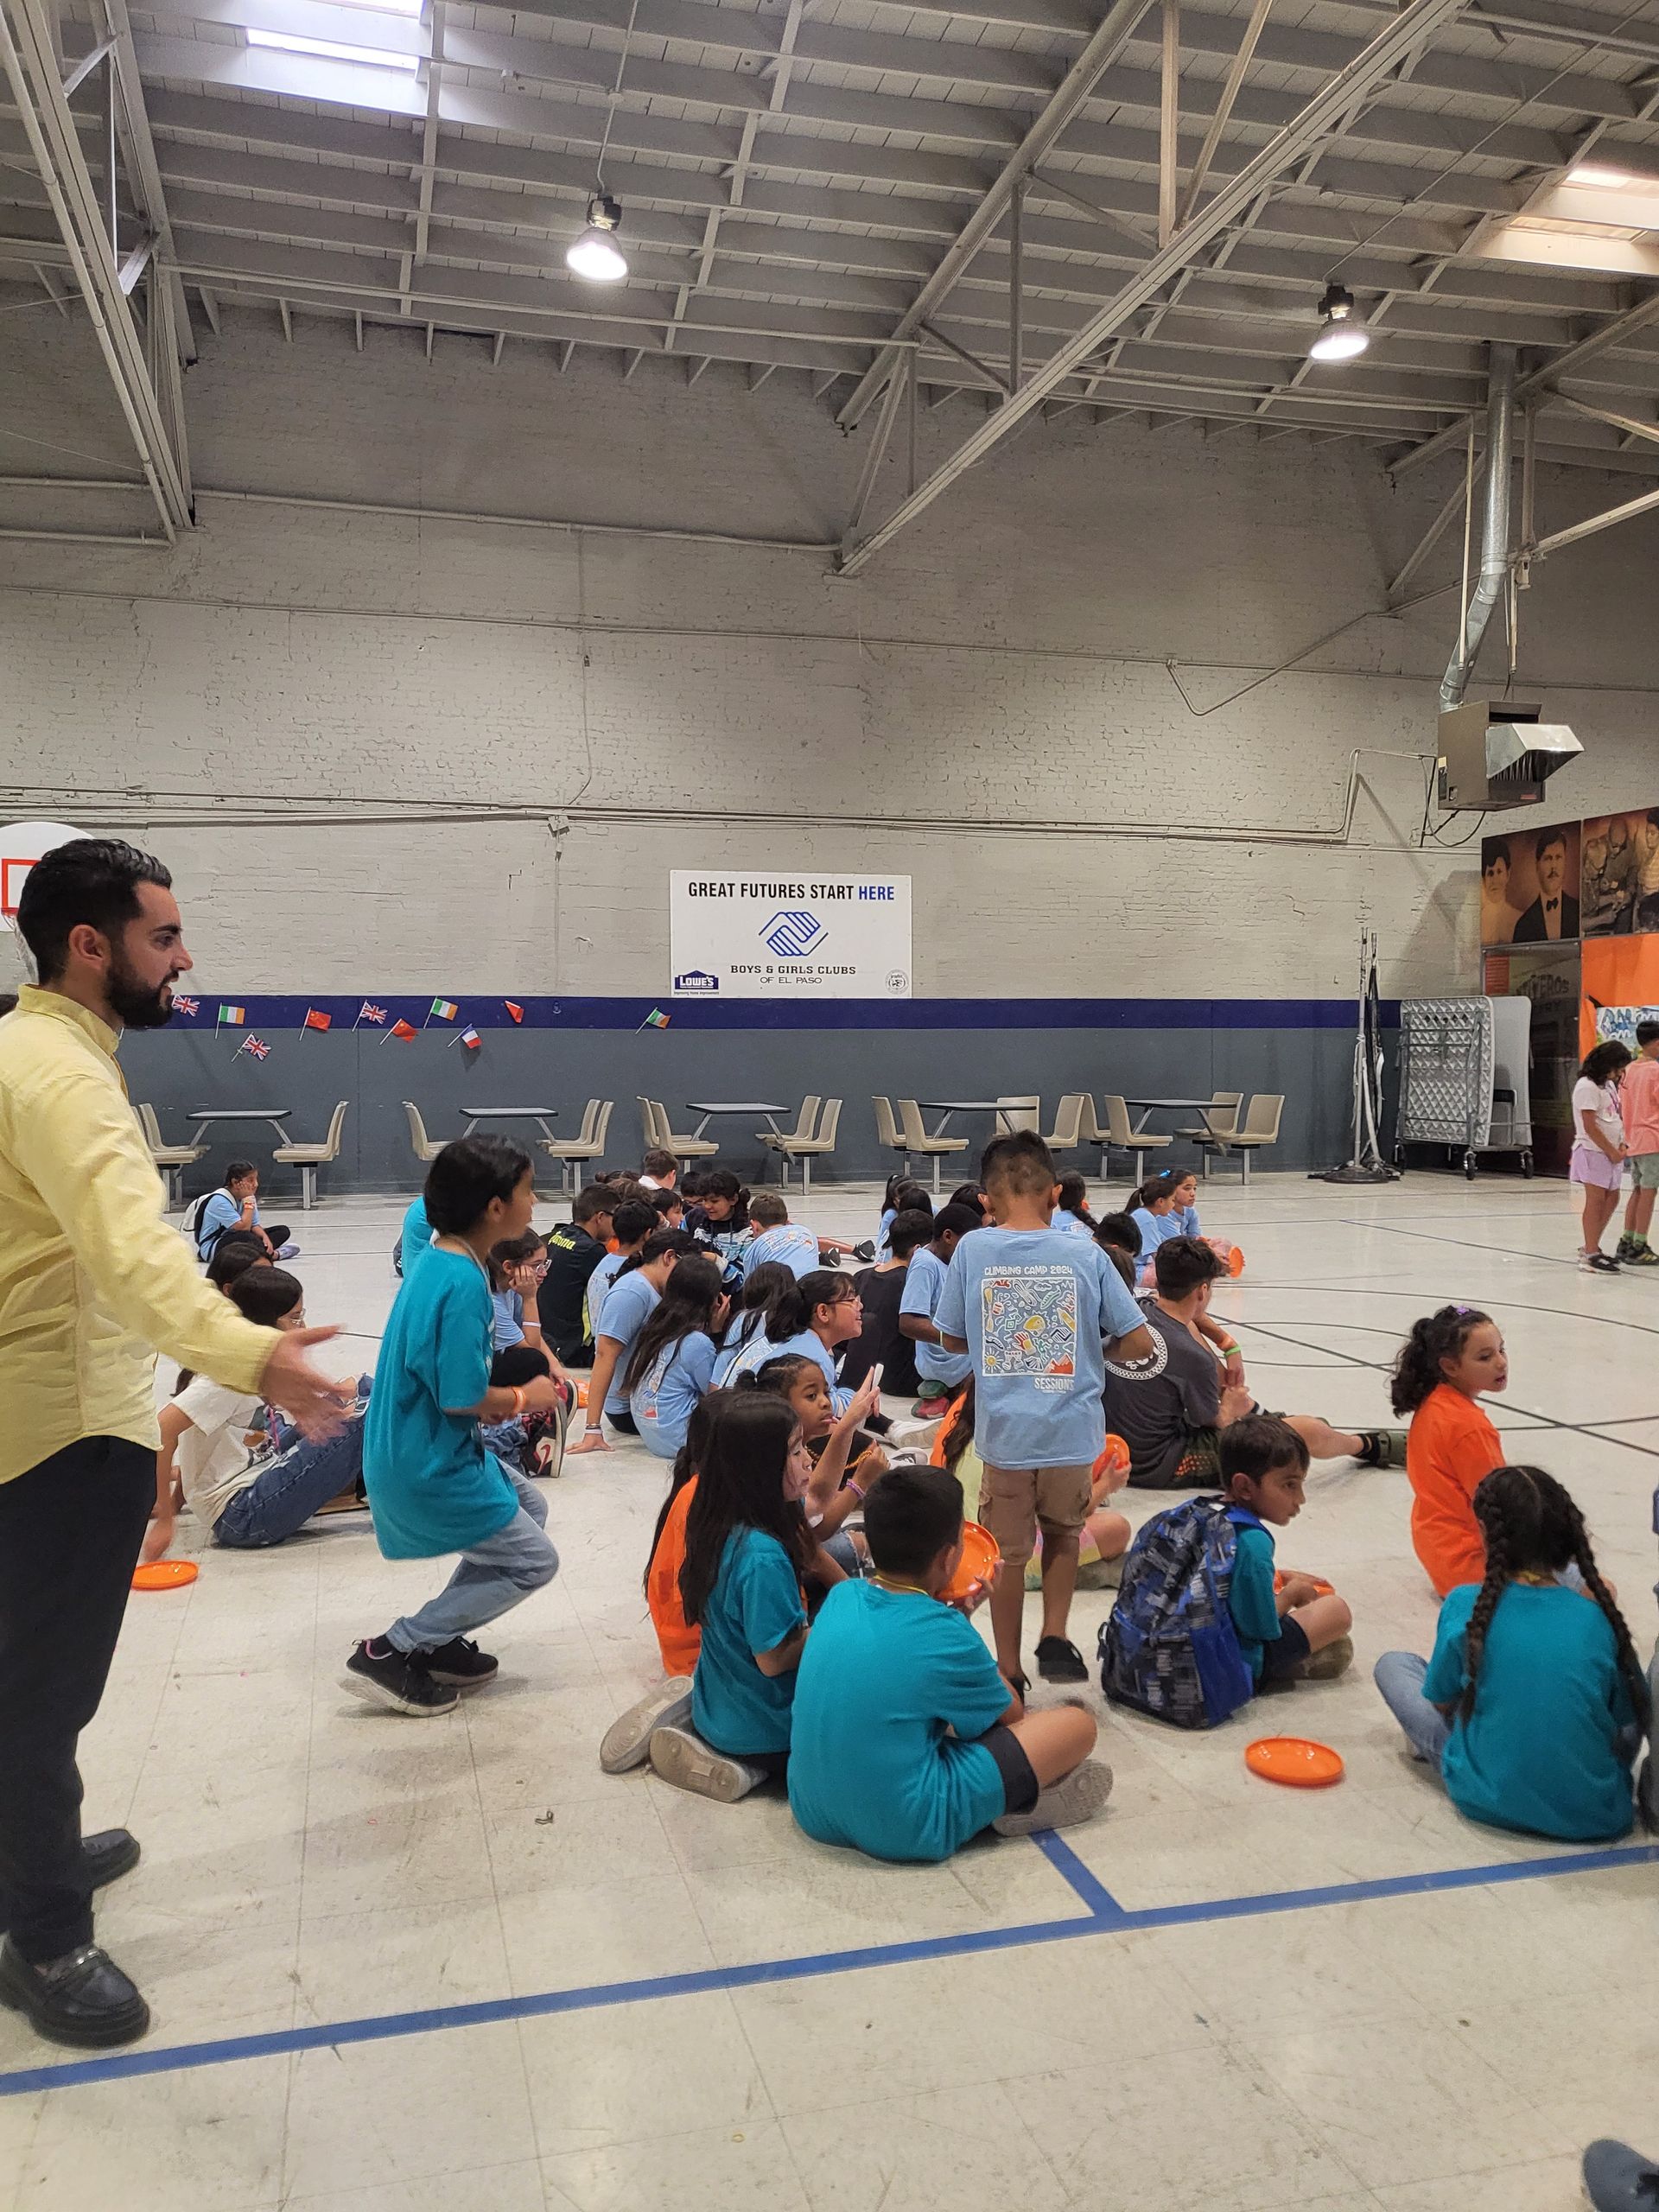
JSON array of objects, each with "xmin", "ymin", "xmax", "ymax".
[{"xmin": 193, "ymin": 996, "xmax": 540, "ymax": 1058}]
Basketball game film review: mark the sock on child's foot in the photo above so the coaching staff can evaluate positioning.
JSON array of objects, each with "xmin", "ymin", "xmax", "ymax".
[{"xmin": 992, "ymin": 1759, "xmax": 1114, "ymax": 1838}]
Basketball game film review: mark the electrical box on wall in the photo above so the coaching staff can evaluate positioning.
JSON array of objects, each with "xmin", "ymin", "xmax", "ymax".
[{"xmin": 1437, "ymin": 700, "xmax": 1583, "ymax": 811}]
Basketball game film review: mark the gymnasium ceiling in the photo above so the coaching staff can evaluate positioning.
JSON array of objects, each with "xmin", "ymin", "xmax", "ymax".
[{"xmin": 5, "ymin": 0, "xmax": 1659, "ymax": 556}]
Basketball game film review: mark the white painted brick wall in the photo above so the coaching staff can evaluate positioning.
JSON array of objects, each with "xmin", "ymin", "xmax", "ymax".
[{"xmin": 3, "ymin": 307, "xmax": 1657, "ymax": 1001}]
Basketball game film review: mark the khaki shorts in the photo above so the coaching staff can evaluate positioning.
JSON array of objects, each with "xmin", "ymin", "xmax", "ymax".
[
  {"xmin": 1631, "ymin": 1152, "xmax": 1659, "ymax": 1191},
  {"xmin": 978, "ymin": 1460, "xmax": 1092, "ymax": 1569}
]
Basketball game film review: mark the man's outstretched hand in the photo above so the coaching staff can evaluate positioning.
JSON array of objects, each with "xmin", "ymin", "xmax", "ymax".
[{"xmin": 261, "ymin": 1327, "xmax": 353, "ymax": 1438}]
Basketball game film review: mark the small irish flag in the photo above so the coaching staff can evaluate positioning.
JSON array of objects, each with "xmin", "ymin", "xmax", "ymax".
[
  {"xmin": 429, "ymin": 998, "xmax": 458, "ymax": 1023},
  {"xmin": 218, "ymin": 1003, "xmax": 245, "ymax": 1027},
  {"xmin": 383, "ymin": 1018, "xmax": 419, "ymax": 1043},
  {"xmin": 638, "ymin": 1007, "xmax": 671, "ymax": 1032},
  {"xmin": 505, "ymin": 1001, "xmax": 524, "ymax": 1024},
  {"xmin": 302, "ymin": 1007, "xmax": 331, "ymax": 1033}
]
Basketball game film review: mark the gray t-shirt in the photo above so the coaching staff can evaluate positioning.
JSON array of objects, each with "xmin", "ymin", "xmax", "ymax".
[{"xmin": 1102, "ymin": 1300, "xmax": 1223, "ymax": 1489}]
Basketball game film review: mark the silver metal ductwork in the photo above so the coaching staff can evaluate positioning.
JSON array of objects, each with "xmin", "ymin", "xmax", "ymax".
[{"xmin": 1440, "ymin": 342, "xmax": 1516, "ymax": 715}]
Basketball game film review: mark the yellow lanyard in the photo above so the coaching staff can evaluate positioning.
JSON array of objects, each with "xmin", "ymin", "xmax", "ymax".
[{"xmin": 869, "ymin": 1572, "xmax": 931, "ymax": 1599}]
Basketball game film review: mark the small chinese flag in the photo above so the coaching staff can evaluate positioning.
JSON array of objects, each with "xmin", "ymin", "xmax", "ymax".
[
  {"xmin": 302, "ymin": 1007, "xmax": 331, "ymax": 1033},
  {"xmin": 384, "ymin": 1018, "xmax": 418, "ymax": 1043},
  {"xmin": 505, "ymin": 1001, "xmax": 524, "ymax": 1024}
]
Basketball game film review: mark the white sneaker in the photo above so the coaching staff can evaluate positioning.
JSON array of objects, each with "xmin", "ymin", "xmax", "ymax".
[
  {"xmin": 647, "ymin": 1723, "xmax": 767, "ymax": 1802},
  {"xmin": 598, "ymin": 1678, "xmax": 693, "ymax": 1775},
  {"xmin": 993, "ymin": 1758, "xmax": 1114, "ymax": 1837}
]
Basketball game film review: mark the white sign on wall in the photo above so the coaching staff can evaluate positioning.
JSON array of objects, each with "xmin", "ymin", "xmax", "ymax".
[{"xmin": 671, "ymin": 872, "xmax": 912, "ymax": 999}]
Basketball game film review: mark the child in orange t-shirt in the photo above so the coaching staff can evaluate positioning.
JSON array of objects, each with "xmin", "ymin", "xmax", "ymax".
[{"xmin": 1390, "ymin": 1306, "xmax": 1508, "ymax": 1597}]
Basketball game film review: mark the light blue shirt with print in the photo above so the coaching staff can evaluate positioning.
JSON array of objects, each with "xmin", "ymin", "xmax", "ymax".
[
  {"xmin": 584, "ymin": 1248, "xmax": 626, "ymax": 1340},
  {"xmin": 742, "ymin": 1223, "xmax": 819, "ymax": 1281},
  {"xmin": 935, "ymin": 1224, "xmax": 1145, "ymax": 1469},
  {"xmin": 633, "ymin": 1330, "xmax": 719, "ymax": 1459},
  {"xmin": 899, "ymin": 1244, "xmax": 971, "ymax": 1389}
]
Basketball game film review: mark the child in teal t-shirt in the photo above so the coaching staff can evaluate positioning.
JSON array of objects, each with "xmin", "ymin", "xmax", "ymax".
[
  {"xmin": 348, "ymin": 1139, "xmax": 563, "ymax": 1719},
  {"xmin": 1375, "ymin": 1464, "xmax": 1644, "ymax": 1842},
  {"xmin": 789, "ymin": 1464, "xmax": 1112, "ymax": 1859},
  {"xmin": 1221, "ymin": 1417, "xmax": 1354, "ymax": 1688}
]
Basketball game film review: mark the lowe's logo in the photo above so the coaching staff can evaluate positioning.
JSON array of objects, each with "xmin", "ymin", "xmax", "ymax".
[
  {"xmin": 674, "ymin": 969, "xmax": 720, "ymax": 993},
  {"xmin": 761, "ymin": 910, "xmax": 826, "ymax": 958}
]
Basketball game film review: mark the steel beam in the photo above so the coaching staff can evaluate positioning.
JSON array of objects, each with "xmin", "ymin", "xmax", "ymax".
[
  {"xmin": 0, "ymin": 0, "xmax": 188, "ymax": 535},
  {"xmin": 838, "ymin": 0, "xmax": 1468, "ymax": 575},
  {"xmin": 1551, "ymin": 392, "xmax": 1659, "ymax": 451},
  {"xmin": 834, "ymin": 0, "xmax": 1158, "ymax": 430},
  {"xmin": 1385, "ymin": 471, "xmax": 1471, "ymax": 606},
  {"xmin": 1532, "ymin": 481, "xmax": 1659, "ymax": 559},
  {"xmin": 1158, "ymin": 0, "xmax": 1179, "ymax": 247},
  {"xmin": 1007, "ymin": 175, "xmax": 1023, "ymax": 391},
  {"xmin": 1177, "ymin": 0, "xmax": 1273, "ymax": 226}
]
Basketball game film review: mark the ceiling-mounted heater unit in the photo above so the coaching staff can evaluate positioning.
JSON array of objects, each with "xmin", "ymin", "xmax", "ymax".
[{"xmin": 1436, "ymin": 700, "xmax": 1583, "ymax": 812}]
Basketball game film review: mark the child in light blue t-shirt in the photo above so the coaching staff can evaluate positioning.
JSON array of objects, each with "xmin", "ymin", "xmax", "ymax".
[
  {"xmin": 625, "ymin": 1254, "xmax": 728, "ymax": 1460},
  {"xmin": 1375, "ymin": 1463, "xmax": 1644, "ymax": 1842},
  {"xmin": 935, "ymin": 1133, "xmax": 1154, "ymax": 1696},
  {"xmin": 899, "ymin": 1204, "xmax": 981, "ymax": 1402},
  {"xmin": 741, "ymin": 1192, "xmax": 843, "ymax": 1283}
]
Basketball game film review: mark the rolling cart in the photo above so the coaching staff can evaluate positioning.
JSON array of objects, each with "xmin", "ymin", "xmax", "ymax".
[{"xmin": 1395, "ymin": 995, "xmax": 1534, "ymax": 1180}]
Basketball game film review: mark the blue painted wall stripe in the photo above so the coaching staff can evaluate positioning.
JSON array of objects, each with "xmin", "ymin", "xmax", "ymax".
[{"xmin": 158, "ymin": 995, "xmax": 1396, "ymax": 1035}]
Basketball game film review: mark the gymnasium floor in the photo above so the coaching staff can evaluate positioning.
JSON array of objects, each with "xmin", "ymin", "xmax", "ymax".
[{"xmin": 5, "ymin": 1173, "xmax": 1656, "ymax": 2212}]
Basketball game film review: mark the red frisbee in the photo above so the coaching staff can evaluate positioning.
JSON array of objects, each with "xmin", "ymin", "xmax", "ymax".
[
  {"xmin": 1245, "ymin": 1736, "xmax": 1344, "ymax": 1789},
  {"xmin": 131, "ymin": 1559, "xmax": 198, "ymax": 1592}
]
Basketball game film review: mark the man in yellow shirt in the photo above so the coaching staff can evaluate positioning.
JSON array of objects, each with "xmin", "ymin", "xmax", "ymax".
[{"xmin": 0, "ymin": 839, "xmax": 348, "ymax": 2050}]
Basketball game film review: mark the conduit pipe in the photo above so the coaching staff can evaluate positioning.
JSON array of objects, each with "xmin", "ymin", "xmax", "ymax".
[{"xmin": 1440, "ymin": 344, "xmax": 1515, "ymax": 713}]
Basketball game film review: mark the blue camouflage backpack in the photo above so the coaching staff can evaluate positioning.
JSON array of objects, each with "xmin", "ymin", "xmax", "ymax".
[{"xmin": 1096, "ymin": 1497, "xmax": 1259, "ymax": 1728}]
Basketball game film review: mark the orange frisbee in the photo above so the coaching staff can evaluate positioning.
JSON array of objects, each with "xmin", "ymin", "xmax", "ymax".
[
  {"xmin": 1094, "ymin": 1434, "xmax": 1130, "ymax": 1482},
  {"xmin": 1274, "ymin": 1572, "xmax": 1336, "ymax": 1598},
  {"xmin": 943, "ymin": 1521, "xmax": 1001, "ymax": 1604},
  {"xmin": 575, "ymin": 1382, "xmax": 589, "ymax": 1409},
  {"xmin": 131, "ymin": 1559, "xmax": 198, "ymax": 1592},
  {"xmin": 1245, "ymin": 1736, "xmax": 1344, "ymax": 1789}
]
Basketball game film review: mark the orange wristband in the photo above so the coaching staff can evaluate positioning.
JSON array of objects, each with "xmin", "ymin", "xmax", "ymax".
[{"xmin": 511, "ymin": 1387, "xmax": 526, "ymax": 1418}]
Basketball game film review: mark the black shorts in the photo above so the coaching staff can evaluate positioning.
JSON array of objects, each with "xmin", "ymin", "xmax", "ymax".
[
  {"xmin": 1259, "ymin": 1614, "xmax": 1311, "ymax": 1684},
  {"xmin": 607, "ymin": 1408, "xmax": 639, "ymax": 1437},
  {"xmin": 973, "ymin": 1722, "xmax": 1039, "ymax": 1815}
]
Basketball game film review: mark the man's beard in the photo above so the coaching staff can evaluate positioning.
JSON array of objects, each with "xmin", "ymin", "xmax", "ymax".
[{"xmin": 107, "ymin": 953, "xmax": 175, "ymax": 1030}]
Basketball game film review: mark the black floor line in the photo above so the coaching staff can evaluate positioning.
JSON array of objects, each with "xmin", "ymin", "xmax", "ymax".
[{"xmin": 1224, "ymin": 1281, "xmax": 1659, "ymax": 1341}]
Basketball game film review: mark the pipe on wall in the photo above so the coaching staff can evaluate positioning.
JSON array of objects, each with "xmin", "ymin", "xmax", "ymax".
[{"xmin": 1440, "ymin": 344, "xmax": 1516, "ymax": 714}]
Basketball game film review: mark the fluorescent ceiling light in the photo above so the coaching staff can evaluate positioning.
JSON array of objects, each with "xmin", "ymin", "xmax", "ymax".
[
  {"xmin": 247, "ymin": 27, "xmax": 418, "ymax": 68},
  {"xmin": 1567, "ymin": 164, "xmax": 1644, "ymax": 190}
]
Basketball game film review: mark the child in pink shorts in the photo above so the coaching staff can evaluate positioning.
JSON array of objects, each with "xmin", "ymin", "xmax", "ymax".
[{"xmin": 1570, "ymin": 1039, "xmax": 1632, "ymax": 1275}]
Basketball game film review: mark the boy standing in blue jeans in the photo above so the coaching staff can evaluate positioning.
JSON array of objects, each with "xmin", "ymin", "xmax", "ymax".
[
  {"xmin": 346, "ymin": 1137, "xmax": 563, "ymax": 1717},
  {"xmin": 938, "ymin": 1131, "xmax": 1154, "ymax": 1693}
]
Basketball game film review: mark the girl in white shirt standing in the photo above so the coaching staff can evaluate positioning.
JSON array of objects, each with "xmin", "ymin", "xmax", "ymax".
[{"xmin": 1571, "ymin": 1039, "xmax": 1633, "ymax": 1275}]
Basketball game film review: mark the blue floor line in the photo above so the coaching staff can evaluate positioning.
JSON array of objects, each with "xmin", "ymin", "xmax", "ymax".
[{"xmin": 1, "ymin": 1838, "xmax": 1651, "ymax": 2099}]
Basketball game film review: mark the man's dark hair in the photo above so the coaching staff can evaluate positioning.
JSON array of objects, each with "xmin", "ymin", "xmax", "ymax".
[
  {"xmin": 16, "ymin": 838, "xmax": 172, "ymax": 983},
  {"xmin": 224, "ymin": 1159, "xmax": 257, "ymax": 1186},
  {"xmin": 887, "ymin": 1207, "xmax": 935, "ymax": 1261},
  {"xmin": 572, "ymin": 1185, "xmax": 613, "ymax": 1226},
  {"xmin": 423, "ymin": 1135, "xmax": 531, "ymax": 1235},
  {"xmin": 1637, "ymin": 1020, "xmax": 1659, "ymax": 1049},
  {"xmin": 980, "ymin": 1128, "xmax": 1057, "ymax": 1199},
  {"xmin": 1219, "ymin": 1413, "xmax": 1309, "ymax": 1486},
  {"xmin": 609, "ymin": 1197, "xmax": 658, "ymax": 1247},
  {"xmin": 1153, "ymin": 1234, "xmax": 1224, "ymax": 1300},
  {"xmin": 1535, "ymin": 827, "xmax": 1567, "ymax": 861},
  {"xmin": 863, "ymin": 1464, "xmax": 965, "ymax": 1580},
  {"xmin": 932, "ymin": 1201, "xmax": 983, "ymax": 1243}
]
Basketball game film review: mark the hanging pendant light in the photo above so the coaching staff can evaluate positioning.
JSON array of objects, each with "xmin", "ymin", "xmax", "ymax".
[
  {"xmin": 567, "ymin": 191, "xmax": 628, "ymax": 283},
  {"xmin": 1308, "ymin": 281, "xmax": 1370, "ymax": 363}
]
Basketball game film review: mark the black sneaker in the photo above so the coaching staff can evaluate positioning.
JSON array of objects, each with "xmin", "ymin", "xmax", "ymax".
[
  {"xmin": 852, "ymin": 1240, "xmax": 876, "ymax": 1263},
  {"xmin": 341, "ymin": 1639, "xmax": 460, "ymax": 1716},
  {"xmin": 0, "ymin": 1936, "xmax": 149, "ymax": 2049},
  {"xmin": 1035, "ymin": 1635, "xmax": 1090, "ymax": 1683},
  {"xmin": 411, "ymin": 1637, "xmax": 499, "ymax": 1688}
]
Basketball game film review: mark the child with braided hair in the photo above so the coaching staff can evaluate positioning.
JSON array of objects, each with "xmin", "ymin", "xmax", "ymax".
[
  {"xmin": 1392, "ymin": 1305, "xmax": 1509, "ymax": 1597},
  {"xmin": 1374, "ymin": 1465, "xmax": 1647, "ymax": 1842}
]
